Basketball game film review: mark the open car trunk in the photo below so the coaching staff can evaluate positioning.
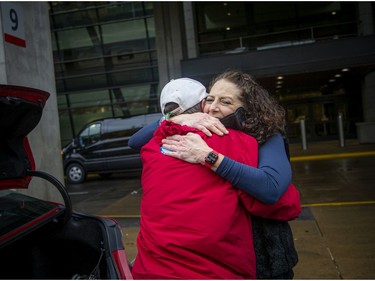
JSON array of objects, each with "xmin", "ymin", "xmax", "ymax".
[
  {"xmin": 0, "ymin": 85, "xmax": 132, "ymax": 279},
  {"xmin": 0, "ymin": 210, "xmax": 124, "ymax": 279}
]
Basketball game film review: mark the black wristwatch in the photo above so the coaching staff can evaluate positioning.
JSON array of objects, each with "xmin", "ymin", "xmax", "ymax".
[{"xmin": 204, "ymin": 150, "xmax": 219, "ymax": 168}]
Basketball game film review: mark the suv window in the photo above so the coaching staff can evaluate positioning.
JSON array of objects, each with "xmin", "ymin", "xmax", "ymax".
[{"xmin": 79, "ymin": 123, "xmax": 101, "ymax": 146}]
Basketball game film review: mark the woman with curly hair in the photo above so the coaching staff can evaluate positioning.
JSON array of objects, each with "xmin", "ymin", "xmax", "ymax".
[
  {"xmin": 209, "ymin": 70, "xmax": 286, "ymax": 144},
  {"xmin": 129, "ymin": 70, "xmax": 298, "ymax": 279}
]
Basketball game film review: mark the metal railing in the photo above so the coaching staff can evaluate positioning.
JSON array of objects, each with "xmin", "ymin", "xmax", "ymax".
[{"xmin": 198, "ymin": 21, "xmax": 358, "ymax": 55}]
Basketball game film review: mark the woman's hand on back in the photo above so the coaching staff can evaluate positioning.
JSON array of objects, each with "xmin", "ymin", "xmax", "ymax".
[
  {"xmin": 161, "ymin": 133, "xmax": 212, "ymax": 164},
  {"xmin": 171, "ymin": 112, "xmax": 228, "ymax": 137}
]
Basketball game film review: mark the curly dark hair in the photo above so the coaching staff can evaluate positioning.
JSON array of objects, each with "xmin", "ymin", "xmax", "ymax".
[{"xmin": 209, "ymin": 70, "xmax": 286, "ymax": 144}]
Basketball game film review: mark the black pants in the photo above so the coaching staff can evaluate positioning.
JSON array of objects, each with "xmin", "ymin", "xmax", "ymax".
[
  {"xmin": 252, "ymin": 216, "xmax": 298, "ymax": 280},
  {"xmin": 270, "ymin": 269, "xmax": 294, "ymax": 279}
]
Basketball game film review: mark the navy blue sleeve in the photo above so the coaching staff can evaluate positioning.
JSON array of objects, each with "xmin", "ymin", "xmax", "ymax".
[
  {"xmin": 128, "ymin": 121, "xmax": 159, "ymax": 151},
  {"xmin": 215, "ymin": 134, "xmax": 292, "ymax": 204}
]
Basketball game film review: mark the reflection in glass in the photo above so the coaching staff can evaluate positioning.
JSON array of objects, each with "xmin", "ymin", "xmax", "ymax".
[
  {"xmin": 195, "ymin": 2, "xmax": 357, "ymax": 54},
  {"xmin": 49, "ymin": 2, "xmax": 158, "ymax": 147}
]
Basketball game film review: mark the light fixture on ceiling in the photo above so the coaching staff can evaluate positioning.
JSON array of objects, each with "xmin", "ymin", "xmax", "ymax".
[{"xmin": 342, "ymin": 68, "xmax": 350, "ymax": 72}]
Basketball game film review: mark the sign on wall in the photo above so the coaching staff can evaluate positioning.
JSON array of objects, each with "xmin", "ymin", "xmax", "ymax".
[{"xmin": 1, "ymin": 2, "xmax": 26, "ymax": 47}]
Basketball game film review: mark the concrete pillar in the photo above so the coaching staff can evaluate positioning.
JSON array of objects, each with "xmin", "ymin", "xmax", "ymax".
[
  {"xmin": 356, "ymin": 71, "xmax": 375, "ymax": 143},
  {"xmin": 356, "ymin": 3, "xmax": 375, "ymax": 143},
  {"xmin": 154, "ymin": 2, "xmax": 186, "ymax": 91},
  {"xmin": 358, "ymin": 2, "xmax": 374, "ymax": 35},
  {"xmin": 0, "ymin": 2, "xmax": 63, "ymax": 202},
  {"xmin": 183, "ymin": 2, "xmax": 198, "ymax": 59}
]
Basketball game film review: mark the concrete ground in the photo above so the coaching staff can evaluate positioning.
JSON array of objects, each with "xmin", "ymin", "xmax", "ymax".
[{"xmin": 97, "ymin": 139, "xmax": 375, "ymax": 279}]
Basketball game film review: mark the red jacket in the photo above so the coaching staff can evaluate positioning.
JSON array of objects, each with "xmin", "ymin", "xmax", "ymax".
[{"xmin": 132, "ymin": 121, "xmax": 300, "ymax": 279}]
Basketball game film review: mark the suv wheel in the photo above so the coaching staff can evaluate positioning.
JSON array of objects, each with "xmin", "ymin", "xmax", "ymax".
[{"xmin": 66, "ymin": 163, "xmax": 86, "ymax": 184}]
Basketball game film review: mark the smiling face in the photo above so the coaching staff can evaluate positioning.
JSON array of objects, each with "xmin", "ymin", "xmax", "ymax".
[{"xmin": 203, "ymin": 79, "xmax": 244, "ymax": 119}]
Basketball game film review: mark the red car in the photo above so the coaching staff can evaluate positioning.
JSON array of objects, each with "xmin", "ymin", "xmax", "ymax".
[{"xmin": 0, "ymin": 85, "xmax": 133, "ymax": 279}]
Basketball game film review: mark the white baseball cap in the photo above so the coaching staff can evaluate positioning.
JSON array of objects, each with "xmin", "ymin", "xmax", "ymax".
[{"xmin": 160, "ymin": 78, "xmax": 208, "ymax": 115}]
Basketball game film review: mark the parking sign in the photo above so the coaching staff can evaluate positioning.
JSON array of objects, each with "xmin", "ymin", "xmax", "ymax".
[{"xmin": 1, "ymin": 2, "xmax": 26, "ymax": 47}]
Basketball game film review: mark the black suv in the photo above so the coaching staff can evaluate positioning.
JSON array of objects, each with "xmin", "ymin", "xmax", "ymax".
[{"xmin": 62, "ymin": 113, "xmax": 162, "ymax": 184}]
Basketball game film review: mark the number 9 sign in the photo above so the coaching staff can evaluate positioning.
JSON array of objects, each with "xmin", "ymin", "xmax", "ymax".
[{"xmin": 1, "ymin": 2, "xmax": 26, "ymax": 47}]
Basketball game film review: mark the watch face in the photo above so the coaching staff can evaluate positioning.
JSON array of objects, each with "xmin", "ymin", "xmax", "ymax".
[{"xmin": 205, "ymin": 151, "xmax": 219, "ymax": 165}]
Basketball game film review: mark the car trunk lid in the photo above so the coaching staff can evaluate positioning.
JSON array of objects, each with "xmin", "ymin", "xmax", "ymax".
[{"xmin": 0, "ymin": 85, "xmax": 49, "ymax": 190}]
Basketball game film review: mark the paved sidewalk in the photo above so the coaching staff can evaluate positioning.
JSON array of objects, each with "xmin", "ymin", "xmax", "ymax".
[
  {"xmin": 289, "ymin": 138, "xmax": 375, "ymax": 159},
  {"xmin": 289, "ymin": 139, "xmax": 375, "ymax": 279}
]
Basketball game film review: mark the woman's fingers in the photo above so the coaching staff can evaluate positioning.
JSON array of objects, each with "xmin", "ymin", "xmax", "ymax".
[
  {"xmin": 196, "ymin": 124, "xmax": 212, "ymax": 137},
  {"xmin": 194, "ymin": 117, "xmax": 228, "ymax": 136},
  {"xmin": 161, "ymin": 133, "xmax": 211, "ymax": 164},
  {"xmin": 162, "ymin": 135, "xmax": 181, "ymax": 145},
  {"xmin": 172, "ymin": 112, "xmax": 229, "ymax": 136}
]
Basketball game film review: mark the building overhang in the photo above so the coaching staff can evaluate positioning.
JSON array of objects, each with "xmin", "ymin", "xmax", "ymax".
[{"xmin": 181, "ymin": 35, "xmax": 375, "ymax": 89}]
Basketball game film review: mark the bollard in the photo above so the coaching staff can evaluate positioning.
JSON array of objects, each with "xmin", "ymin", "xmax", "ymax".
[
  {"xmin": 300, "ymin": 119, "xmax": 308, "ymax": 150},
  {"xmin": 338, "ymin": 113, "xmax": 345, "ymax": 147}
]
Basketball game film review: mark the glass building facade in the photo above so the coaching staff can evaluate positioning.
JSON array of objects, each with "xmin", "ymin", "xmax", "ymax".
[
  {"xmin": 50, "ymin": 2, "xmax": 374, "ymax": 145},
  {"xmin": 190, "ymin": 2, "xmax": 367, "ymax": 142},
  {"xmin": 195, "ymin": 2, "xmax": 357, "ymax": 55},
  {"xmin": 49, "ymin": 2, "xmax": 159, "ymax": 145}
]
